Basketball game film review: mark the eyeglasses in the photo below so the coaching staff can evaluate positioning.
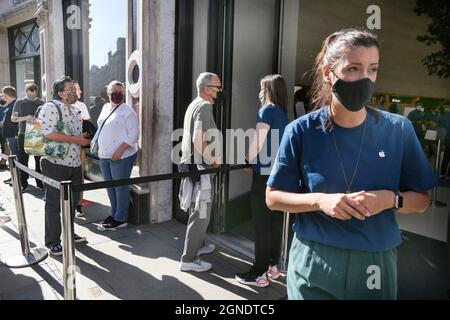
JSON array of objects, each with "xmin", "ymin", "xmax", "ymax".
[{"xmin": 207, "ymin": 85, "xmax": 223, "ymax": 91}]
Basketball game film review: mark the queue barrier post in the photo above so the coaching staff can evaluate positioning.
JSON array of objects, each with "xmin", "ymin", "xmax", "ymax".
[
  {"xmin": 431, "ymin": 138, "xmax": 447, "ymax": 208},
  {"xmin": 279, "ymin": 212, "xmax": 290, "ymax": 274},
  {"xmin": 60, "ymin": 181, "xmax": 77, "ymax": 300},
  {"xmin": 3, "ymin": 155, "xmax": 48, "ymax": 268}
]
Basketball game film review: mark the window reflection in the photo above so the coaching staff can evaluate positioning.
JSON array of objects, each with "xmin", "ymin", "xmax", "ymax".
[
  {"xmin": 15, "ymin": 58, "xmax": 35, "ymax": 98},
  {"xmin": 87, "ymin": 0, "xmax": 126, "ymax": 107},
  {"xmin": 8, "ymin": 21, "xmax": 40, "ymax": 98}
]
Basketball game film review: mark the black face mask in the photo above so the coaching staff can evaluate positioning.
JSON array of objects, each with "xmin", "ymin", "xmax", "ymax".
[
  {"xmin": 111, "ymin": 92, "xmax": 124, "ymax": 104},
  {"xmin": 213, "ymin": 91, "xmax": 224, "ymax": 105},
  {"xmin": 331, "ymin": 72, "xmax": 375, "ymax": 112},
  {"xmin": 0, "ymin": 99, "xmax": 6, "ymax": 106}
]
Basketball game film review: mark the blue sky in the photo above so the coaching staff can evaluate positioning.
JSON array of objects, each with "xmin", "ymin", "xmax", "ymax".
[{"xmin": 89, "ymin": 0, "xmax": 126, "ymax": 68}]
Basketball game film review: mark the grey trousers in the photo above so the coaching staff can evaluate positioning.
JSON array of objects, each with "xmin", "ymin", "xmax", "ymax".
[
  {"xmin": 41, "ymin": 159, "xmax": 82, "ymax": 248},
  {"xmin": 181, "ymin": 175, "xmax": 214, "ymax": 263}
]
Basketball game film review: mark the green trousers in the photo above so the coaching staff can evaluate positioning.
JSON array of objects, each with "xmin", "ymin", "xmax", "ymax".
[{"xmin": 287, "ymin": 236, "xmax": 398, "ymax": 300}]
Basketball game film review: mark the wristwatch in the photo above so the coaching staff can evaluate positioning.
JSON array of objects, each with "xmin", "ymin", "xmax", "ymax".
[{"xmin": 394, "ymin": 191, "xmax": 403, "ymax": 209}]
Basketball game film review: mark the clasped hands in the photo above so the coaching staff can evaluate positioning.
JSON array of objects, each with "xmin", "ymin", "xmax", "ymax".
[{"xmin": 318, "ymin": 190, "xmax": 395, "ymax": 221}]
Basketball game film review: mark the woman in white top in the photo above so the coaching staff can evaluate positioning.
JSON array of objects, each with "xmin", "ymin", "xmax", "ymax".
[{"xmin": 92, "ymin": 81, "xmax": 139, "ymax": 230}]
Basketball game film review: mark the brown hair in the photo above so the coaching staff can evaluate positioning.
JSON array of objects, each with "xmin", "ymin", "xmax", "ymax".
[
  {"xmin": 52, "ymin": 76, "xmax": 73, "ymax": 100},
  {"xmin": 25, "ymin": 83, "xmax": 38, "ymax": 93},
  {"xmin": 2, "ymin": 86, "xmax": 17, "ymax": 98},
  {"xmin": 310, "ymin": 28, "xmax": 380, "ymax": 110},
  {"xmin": 260, "ymin": 74, "xmax": 288, "ymax": 113}
]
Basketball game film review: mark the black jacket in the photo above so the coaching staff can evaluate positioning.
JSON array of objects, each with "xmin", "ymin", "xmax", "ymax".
[{"xmin": 2, "ymin": 100, "xmax": 19, "ymax": 138}]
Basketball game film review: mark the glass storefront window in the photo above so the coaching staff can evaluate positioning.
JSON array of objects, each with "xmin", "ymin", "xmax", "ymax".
[
  {"xmin": 131, "ymin": 0, "xmax": 140, "ymax": 52},
  {"xmin": 88, "ymin": 0, "xmax": 126, "ymax": 107},
  {"xmin": 84, "ymin": 0, "xmax": 140, "ymax": 178},
  {"xmin": 228, "ymin": 0, "xmax": 278, "ymax": 199},
  {"xmin": 15, "ymin": 58, "xmax": 35, "ymax": 98},
  {"xmin": 12, "ymin": 22, "xmax": 39, "ymax": 57},
  {"xmin": 8, "ymin": 20, "xmax": 41, "ymax": 98}
]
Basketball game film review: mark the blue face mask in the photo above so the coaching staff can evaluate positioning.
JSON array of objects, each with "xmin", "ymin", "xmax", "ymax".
[{"xmin": 331, "ymin": 71, "xmax": 376, "ymax": 112}]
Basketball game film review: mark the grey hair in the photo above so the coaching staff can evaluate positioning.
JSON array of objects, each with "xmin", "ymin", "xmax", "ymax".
[
  {"xmin": 106, "ymin": 80, "xmax": 124, "ymax": 93},
  {"xmin": 196, "ymin": 72, "xmax": 218, "ymax": 93}
]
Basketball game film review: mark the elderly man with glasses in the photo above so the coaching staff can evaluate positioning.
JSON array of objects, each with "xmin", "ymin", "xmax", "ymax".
[{"xmin": 179, "ymin": 72, "xmax": 223, "ymax": 273}]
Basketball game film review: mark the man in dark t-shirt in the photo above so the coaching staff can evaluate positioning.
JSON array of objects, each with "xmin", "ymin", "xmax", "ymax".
[
  {"xmin": 11, "ymin": 83, "xmax": 44, "ymax": 191},
  {"xmin": 1, "ymin": 86, "xmax": 19, "ymax": 184},
  {"xmin": 0, "ymin": 98, "xmax": 7, "ymax": 169}
]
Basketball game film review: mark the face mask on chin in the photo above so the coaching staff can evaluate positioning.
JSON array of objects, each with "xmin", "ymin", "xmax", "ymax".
[
  {"xmin": 331, "ymin": 70, "xmax": 376, "ymax": 112},
  {"xmin": 27, "ymin": 95, "xmax": 37, "ymax": 101}
]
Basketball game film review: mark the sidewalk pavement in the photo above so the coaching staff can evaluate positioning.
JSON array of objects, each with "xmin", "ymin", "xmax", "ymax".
[{"xmin": 0, "ymin": 165, "xmax": 286, "ymax": 300}]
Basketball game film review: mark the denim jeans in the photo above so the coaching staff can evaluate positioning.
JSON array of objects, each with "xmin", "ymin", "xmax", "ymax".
[
  {"xmin": 6, "ymin": 137, "xmax": 19, "ymax": 156},
  {"xmin": 100, "ymin": 153, "xmax": 137, "ymax": 222}
]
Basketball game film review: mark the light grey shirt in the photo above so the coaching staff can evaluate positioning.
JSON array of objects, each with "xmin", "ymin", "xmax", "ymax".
[{"xmin": 181, "ymin": 97, "xmax": 218, "ymax": 167}]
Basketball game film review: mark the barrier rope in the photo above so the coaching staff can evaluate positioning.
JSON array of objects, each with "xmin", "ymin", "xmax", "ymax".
[
  {"xmin": 2, "ymin": 152, "xmax": 251, "ymax": 192},
  {"xmin": 13, "ymin": 160, "xmax": 61, "ymax": 190},
  {"xmin": 72, "ymin": 164, "xmax": 251, "ymax": 192}
]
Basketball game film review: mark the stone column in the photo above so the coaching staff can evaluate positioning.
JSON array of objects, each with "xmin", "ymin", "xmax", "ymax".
[
  {"xmin": 280, "ymin": 0, "xmax": 300, "ymax": 121},
  {"xmin": 35, "ymin": 0, "xmax": 66, "ymax": 100},
  {"xmin": 0, "ymin": 27, "xmax": 10, "ymax": 88},
  {"xmin": 139, "ymin": 0, "xmax": 175, "ymax": 223},
  {"xmin": 35, "ymin": 0, "xmax": 50, "ymax": 99},
  {"xmin": 81, "ymin": 0, "xmax": 90, "ymax": 105}
]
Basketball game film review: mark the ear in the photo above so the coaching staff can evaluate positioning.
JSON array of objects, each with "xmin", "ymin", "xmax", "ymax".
[{"xmin": 322, "ymin": 66, "xmax": 333, "ymax": 85}]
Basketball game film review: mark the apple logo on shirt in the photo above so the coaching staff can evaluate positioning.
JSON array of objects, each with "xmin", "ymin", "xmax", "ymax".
[{"xmin": 379, "ymin": 150, "xmax": 386, "ymax": 158}]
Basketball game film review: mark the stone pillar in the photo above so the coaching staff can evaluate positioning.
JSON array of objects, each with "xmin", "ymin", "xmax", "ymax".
[
  {"xmin": 280, "ymin": 0, "xmax": 300, "ymax": 121},
  {"xmin": 81, "ymin": 0, "xmax": 90, "ymax": 104},
  {"xmin": 35, "ymin": 0, "xmax": 66, "ymax": 100},
  {"xmin": 138, "ymin": 0, "xmax": 175, "ymax": 224},
  {"xmin": 35, "ymin": 0, "xmax": 49, "ymax": 99},
  {"xmin": 0, "ymin": 27, "xmax": 10, "ymax": 88}
]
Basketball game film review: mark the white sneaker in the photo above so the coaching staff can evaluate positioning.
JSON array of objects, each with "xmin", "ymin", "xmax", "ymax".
[
  {"xmin": 197, "ymin": 244, "xmax": 215, "ymax": 256},
  {"xmin": 180, "ymin": 258, "xmax": 212, "ymax": 272},
  {"xmin": 0, "ymin": 212, "xmax": 11, "ymax": 224},
  {"xmin": 75, "ymin": 211, "xmax": 86, "ymax": 218}
]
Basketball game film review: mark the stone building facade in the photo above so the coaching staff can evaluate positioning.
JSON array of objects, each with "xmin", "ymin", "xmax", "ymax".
[
  {"xmin": 0, "ymin": 0, "xmax": 300, "ymax": 233},
  {"xmin": 89, "ymin": 37, "xmax": 126, "ymax": 100}
]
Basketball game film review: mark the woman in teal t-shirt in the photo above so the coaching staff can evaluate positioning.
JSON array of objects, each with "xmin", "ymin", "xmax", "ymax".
[{"xmin": 266, "ymin": 29, "xmax": 438, "ymax": 300}]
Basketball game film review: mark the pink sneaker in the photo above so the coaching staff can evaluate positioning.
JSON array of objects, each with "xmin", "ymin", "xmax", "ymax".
[{"xmin": 266, "ymin": 265, "xmax": 281, "ymax": 280}]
